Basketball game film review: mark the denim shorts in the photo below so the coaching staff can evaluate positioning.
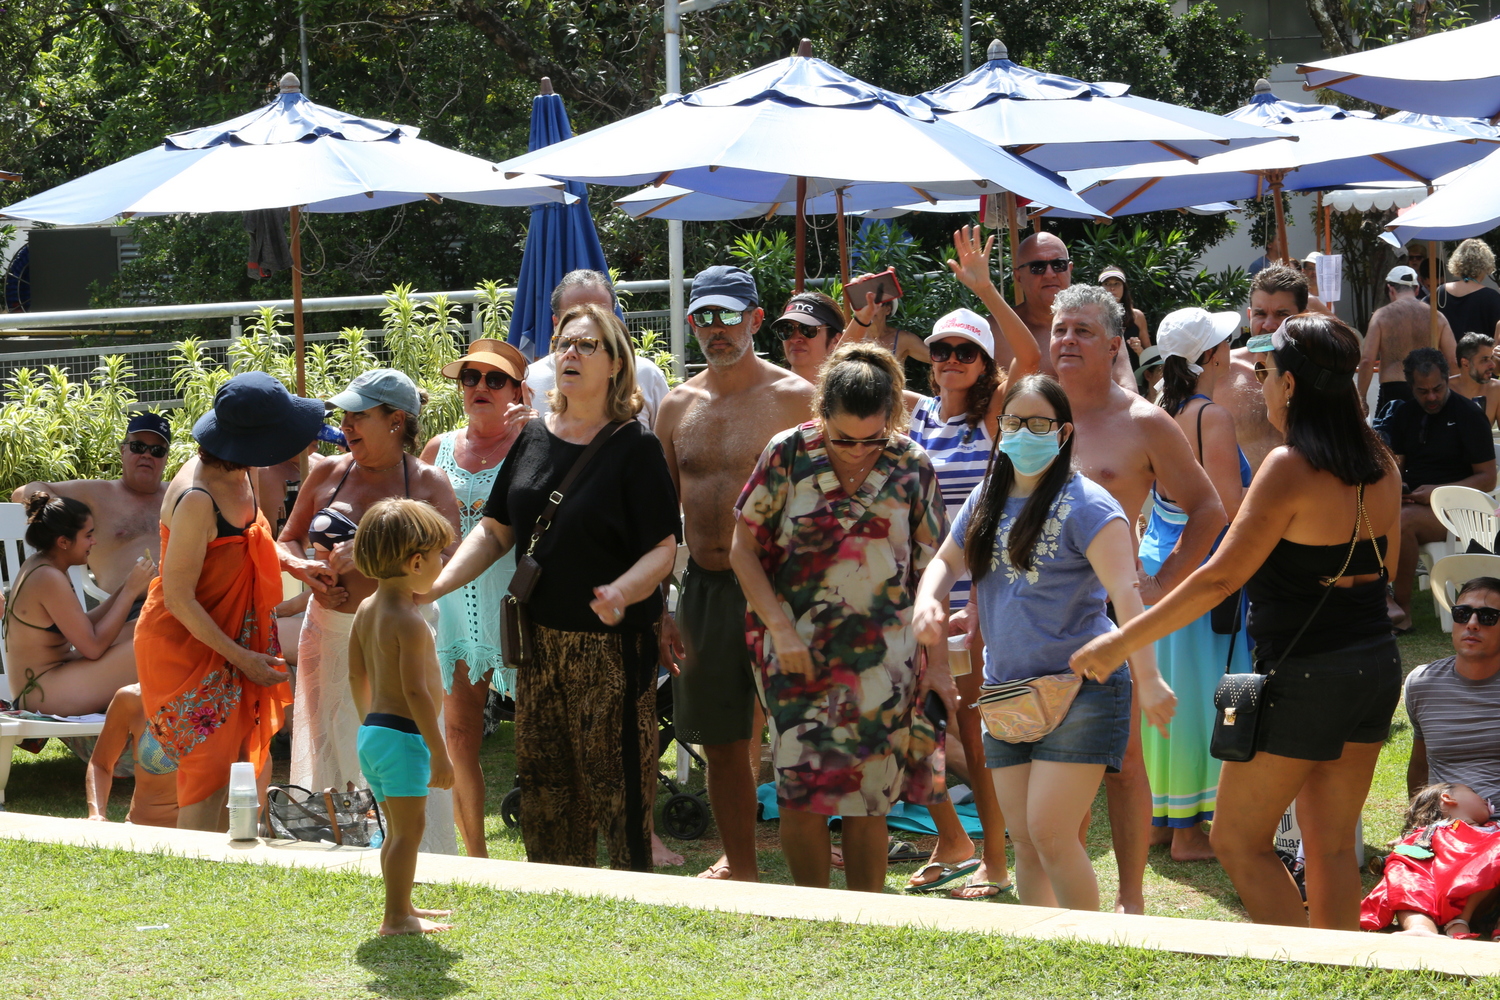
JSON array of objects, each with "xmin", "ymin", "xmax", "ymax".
[{"xmin": 983, "ymin": 667, "xmax": 1132, "ymax": 773}]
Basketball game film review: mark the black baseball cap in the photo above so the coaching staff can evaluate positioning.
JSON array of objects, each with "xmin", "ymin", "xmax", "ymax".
[
  {"xmin": 127, "ymin": 412, "xmax": 172, "ymax": 444},
  {"xmin": 688, "ymin": 265, "xmax": 759, "ymax": 314},
  {"xmin": 778, "ymin": 294, "xmax": 844, "ymax": 333}
]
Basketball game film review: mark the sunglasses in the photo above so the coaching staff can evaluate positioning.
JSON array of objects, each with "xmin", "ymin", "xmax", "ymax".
[
  {"xmin": 1253, "ymin": 360, "xmax": 1275, "ymax": 384},
  {"xmin": 1452, "ymin": 604, "xmax": 1500, "ymax": 627},
  {"xmin": 929, "ymin": 341, "xmax": 983, "ymax": 365},
  {"xmin": 775, "ymin": 321, "xmax": 824, "ymax": 341},
  {"xmin": 1023, "ymin": 258, "xmax": 1071, "ymax": 275},
  {"xmin": 128, "ymin": 440, "xmax": 168, "ymax": 459},
  {"xmin": 690, "ymin": 308, "xmax": 744, "ymax": 328},
  {"xmin": 458, "ymin": 368, "xmax": 519, "ymax": 390},
  {"xmin": 827, "ymin": 436, "xmax": 888, "ymax": 451},
  {"xmin": 554, "ymin": 335, "xmax": 602, "ymax": 357},
  {"xmin": 999, "ymin": 414, "xmax": 1061, "ymax": 435}
]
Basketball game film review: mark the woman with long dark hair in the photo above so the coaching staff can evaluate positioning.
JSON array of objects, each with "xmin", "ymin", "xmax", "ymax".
[
  {"xmin": 1141, "ymin": 308, "xmax": 1253, "ymax": 862},
  {"xmin": 1072, "ymin": 313, "xmax": 1402, "ymax": 930},
  {"xmin": 914, "ymin": 374, "xmax": 1175, "ymax": 911},
  {"xmin": 1100, "ymin": 267, "xmax": 1150, "ymax": 366}
]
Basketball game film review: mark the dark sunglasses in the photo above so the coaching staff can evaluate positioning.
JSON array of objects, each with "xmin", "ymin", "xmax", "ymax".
[
  {"xmin": 1024, "ymin": 258, "xmax": 1071, "ymax": 275},
  {"xmin": 1452, "ymin": 604, "xmax": 1500, "ymax": 627},
  {"xmin": 775, "ymin": 321, "xmax": 824, "ymax": 341},
  {"xmin": 459, "ymin": 368, "xmax": 519, "ymax": 391},
  {"xmin": 929, "ymin": 341, "xmax": 983, "ymax": 365},
  {"xmin": 828, "ymin": 436, "xmax": 888, "ymax": 450},
  {"xmin": 999, "ymin": 414, "xmax": 1061, "ymax": 435},
  {"xmin": 128, "ymin": 440, "xmax": 168, "ymax": 459},
  {"xmin": 690, "ymin": 308, "xmax": 744, "ymax": 328},
  {"xmin": 554, "ymin": 335, "xmax": 602, "ymax": 357}
]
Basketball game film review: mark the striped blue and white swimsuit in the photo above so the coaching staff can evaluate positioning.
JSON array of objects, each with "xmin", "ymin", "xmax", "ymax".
[{"xmin": 908, "ymin": 395, "xmax": 994, "ymax": 610}]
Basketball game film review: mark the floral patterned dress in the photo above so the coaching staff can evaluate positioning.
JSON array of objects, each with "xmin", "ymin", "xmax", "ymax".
[{"xmin": 735, "ymin": 421, "xmax": 948, "ymax": 817}]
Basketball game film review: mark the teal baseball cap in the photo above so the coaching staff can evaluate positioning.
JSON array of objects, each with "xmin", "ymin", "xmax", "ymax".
[
  {"xmin": 1246, "ymin": 333, "xmax": 1274, "ymax": 353},
  {"xmin": 327, "ymin": 368, "xmax": 422, "ymax": 416}
]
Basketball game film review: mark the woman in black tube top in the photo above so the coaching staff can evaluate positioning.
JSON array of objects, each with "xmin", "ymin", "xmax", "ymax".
[{"xmin": 1071, "ymin": 312, "xmax": 1402, "ymax": 931}]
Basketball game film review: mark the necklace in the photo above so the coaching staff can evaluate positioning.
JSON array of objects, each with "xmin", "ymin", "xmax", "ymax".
[
  {"xmin": 356, "ymin": 454, "xmax": 405, "ymax": 475},
  {"xmin": 464, "ymin": 431, "xmax": 508, "ymax": 467},
  {"xmin": 833, "ymin": 454, "xmax": 878, "ymax": 491}
]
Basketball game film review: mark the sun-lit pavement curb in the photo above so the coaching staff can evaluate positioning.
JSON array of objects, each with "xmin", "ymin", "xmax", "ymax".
[{"xmin": 3, "ymin": 810, "xmax": 1496, "ymax": 977}]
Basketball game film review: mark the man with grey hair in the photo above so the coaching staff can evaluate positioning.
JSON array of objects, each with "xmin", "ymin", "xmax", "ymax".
[
  {"xmin": 524, "ymin": 269, "xmax": 672, "ymax": 427},
  {"xmin": 991, "ymin": 232, "xmax": 1136, "ymax": 391},
  {"xmin": 655, "ymin": 265, "xmax": 815, "ymax": 882},
  {"xmin": 1050, "ymin": 282, "xmax": 1226, "ymax": 912}
]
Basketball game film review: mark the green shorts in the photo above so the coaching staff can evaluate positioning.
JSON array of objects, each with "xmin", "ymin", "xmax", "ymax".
[{"xmin": 671, "ymin": 558, "xmax": 757, "ymax": 745}]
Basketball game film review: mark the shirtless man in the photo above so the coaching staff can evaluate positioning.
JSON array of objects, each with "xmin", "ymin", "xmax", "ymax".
[
  {"xmin": 1213, "ymin": 264, "xmax": 1304, "ymax": 474},
  {"xmin": 1051, "ymin": 283, "xmax": 1226, "ymax": 913},
  {"xmin": 993, "ymin": 232, "xmax": 1135, "ymax": 392},
  {"xmin": 13, "ymin": 412, "xmax": 170, "ymax": 602},
  {"xmin": 1358, "ymin": 265, "xmax": 1458, "ymax": 419},
  {"xmin": 655, "ymin": 265, "xmax": 815, "ymax": 882},
  {"xmin": 1451, "ymin": 333, "xmax": 1500, "ymax": 429}
]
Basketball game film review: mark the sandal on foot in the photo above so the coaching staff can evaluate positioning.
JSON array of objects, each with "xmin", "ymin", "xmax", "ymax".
[
  {"xmin": 888, "ymin": 840, "xmax": 929, "ymax": 863},
  {"xmin": 904, "ymin": 857, "xmax": 979, "ymax": 894},
  {"xmin": 950, "ymin": 873, "xmax": 1014, "ymax": 900}
]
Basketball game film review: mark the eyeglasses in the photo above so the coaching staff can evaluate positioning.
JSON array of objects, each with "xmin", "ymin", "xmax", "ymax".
[
  {"xmin": 999, "ymin": 414, "xmax": 1061, "ymax": 435},
  {"xmin": 1023, "ymin": 258, "xmax": 1071, "ymax": 275},
  {"xmin": 1452, "ymin": 604, "xmax": 1500, "ymax": 627},
  {"xmin": 458, "ymin": 368, "xmax": 519, "ymax": 390},
  {"xmin": 127, "ymin": 440, "xmax": 168, "ymax": 459},
  {"xmin": 774, "ymin": 321, "xmax": 823, "ymax": 341},
  {"xmin": 929, "ymin": 341, "xmax": 983, "ymax": 365},
  {"xmin": 554, "ymin": 335, "xmax": 602, "ymax": 357},
  {"xmin": 1253, "ymin": 361, "xmax": 1275, "ymax": 384},
  {"xmin": 827, "ymin": 435, "xmax": 888, "ymax": 451},
  {"xmin": 690, "ymin": 308, "xmax": 744, "ymax": 328}
]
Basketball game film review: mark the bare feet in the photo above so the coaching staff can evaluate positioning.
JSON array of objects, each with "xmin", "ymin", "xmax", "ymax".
[
  {"xmin": 1393, "ymin": 925, "xmax": 1441, "ymax": 937},
  {"xmin": 652, "ymin": 832, "xmax": 685, "ymax": 868},
  {"xmin": 1113, "ymin": 894, "xmax": 1145, "ymax": 915},
  {"xmin": 411, "ymin": 906, "xmax": 452, "ymax": 919},
  {"xmin": 1149, "ymin": 825, "xmax": 1173, "ymax": 847},
  {"xmin": 696, "ymin": 856, "xmax": 733, "ymax": 879},
  {"xmin": 379, "ymin": 915, "xmax": 452, "ymax": 935},
  {"xmin": 1169, "ymin": 823, "xmax": 1216, "ymax": 862},
  {"xmin": 830, "ymin": 845, "xmax": 844, "ymax": 870}
]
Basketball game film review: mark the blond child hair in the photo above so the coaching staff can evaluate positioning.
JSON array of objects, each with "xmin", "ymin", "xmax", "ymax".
[{"xmin": 354, "ymin": 499, "xmax": 454, "ymax": 580}]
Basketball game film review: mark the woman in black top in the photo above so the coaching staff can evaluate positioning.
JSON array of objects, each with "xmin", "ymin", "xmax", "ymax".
[
  {"xmin": 426, "ymin": 302, "xmax": 681, "ymax": 872},
  {"xmin": 1437, "ymin": 239, "xmax": 1500, "ymax": 339},
  {"xmin": 1072, "ymin": 313, "xmax": 1402, "ymax": 931}
]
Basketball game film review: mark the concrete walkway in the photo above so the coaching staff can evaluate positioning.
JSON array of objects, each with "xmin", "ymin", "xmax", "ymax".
[{"xmin": 2, "ymin": 809, "xmax": 1496, "ymax": 978}]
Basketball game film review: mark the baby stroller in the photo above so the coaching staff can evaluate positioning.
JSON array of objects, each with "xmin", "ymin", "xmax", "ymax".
[{"xmin": 499, "ymin": 669, "xmax": 712, "ymax": 840}]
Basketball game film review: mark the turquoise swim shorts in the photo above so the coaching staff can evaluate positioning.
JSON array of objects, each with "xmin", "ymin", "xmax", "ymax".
[{"xmin": 357, "ymin": 715, "xmax": 430, "ymax": 801}]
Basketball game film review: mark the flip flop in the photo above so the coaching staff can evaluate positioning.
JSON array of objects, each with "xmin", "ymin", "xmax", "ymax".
[
  {"xmin": 888, "ymin": 840, "xmax": 929, "ymax": 863},
  {"xmin": 904, "ymin": 857, "xmax": 980, "ymax": 894},
  {"xmin": 950, "ymin": 873, "xmax": 1014, "ymax": 900}
]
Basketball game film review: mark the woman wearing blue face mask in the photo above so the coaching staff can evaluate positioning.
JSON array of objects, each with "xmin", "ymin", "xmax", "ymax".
[{"xmin": 914, "ymin": 373, "xmax": 1176, "ymax": 911}]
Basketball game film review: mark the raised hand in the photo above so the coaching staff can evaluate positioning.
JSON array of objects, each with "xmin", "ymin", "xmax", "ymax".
[{"xmin": 947, "ymin": 225, "xmax": 998, "ymax": 293}]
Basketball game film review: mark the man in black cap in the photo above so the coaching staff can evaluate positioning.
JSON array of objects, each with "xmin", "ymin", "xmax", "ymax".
[
  {"xmin": 655, "ymin": 264, "xmax": 815, "ymax": 882},
  {"xmin": 13, "ymin": 413, "xmax": 172, "ymax": 612}
]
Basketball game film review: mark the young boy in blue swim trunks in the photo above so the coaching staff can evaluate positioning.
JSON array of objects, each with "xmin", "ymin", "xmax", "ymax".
[{"xmin": 349, "ymin": 498, "xmax": 456, "ymax": 935}]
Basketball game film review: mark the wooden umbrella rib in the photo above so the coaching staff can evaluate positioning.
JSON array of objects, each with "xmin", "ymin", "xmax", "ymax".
[
  {"xmin": 761, "ymin": 202, "xmax": 783, "ymax": 220},
  {"xmin": 635, "ymin": 192, "xmax": 689, "ymax": 219},
  {"xmin": 1104, "ymin": 177, "xmax": 1159, "ymax": 217},
  {"xmin": 1151, "ymin": 141, "xmax": 1199, "ymax": 164},
  {"xmin": 907, "ymin": 186, "xmax": 937, "ymax": 205},
  {"xmin": 1301, "ymin": 73, "xmax": 1359, "ymax": 91},
  {"xmin": 1369, "ymin": 154, "xmax": 1430, "ymax": 185}
]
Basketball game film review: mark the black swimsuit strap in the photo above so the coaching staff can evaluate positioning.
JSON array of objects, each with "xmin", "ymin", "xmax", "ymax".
[
  {"xmin": 327, "ymin": 455, "xmax": 408, "ymax": 502},
  {"xmin": 173, "ymin": 474, "xmax": 257, "ymax": 532},
  {"xmin": 3, "ymin": 564, "xmax": 59, "ymax": 636}
]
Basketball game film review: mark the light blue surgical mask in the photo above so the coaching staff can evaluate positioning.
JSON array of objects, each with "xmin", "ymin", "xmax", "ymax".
[{"xmin": 999, "ymin": 428, "xmax": 1061, "ymax": 476}]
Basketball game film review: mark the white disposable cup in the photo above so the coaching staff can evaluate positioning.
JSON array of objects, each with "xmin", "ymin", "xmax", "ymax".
[
  {"xmin": 228, "ymin": 761, "xmax": 257, "ymax": 794},
  {"xmin": 227, "ymin": 803, "xmax": 259, "ymax": 842}
]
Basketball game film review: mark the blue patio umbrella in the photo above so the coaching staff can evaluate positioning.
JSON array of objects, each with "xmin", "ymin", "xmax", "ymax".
[
  {"xmin": 508, "ymin": 81, "xmax": 612, "ymax": 359},
  {"xmin": 1298, "ymin": 19, "xmax": 1500, "ymax": 120}
]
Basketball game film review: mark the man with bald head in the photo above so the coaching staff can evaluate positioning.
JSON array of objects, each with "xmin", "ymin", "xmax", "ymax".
[
  {"xmin": 1050, "ymin": 283, "xmax": 1226, "ymax": 913},
  {"xmin": 993, "ymin": 232, "xmax": 1136, "ymax": 391}
]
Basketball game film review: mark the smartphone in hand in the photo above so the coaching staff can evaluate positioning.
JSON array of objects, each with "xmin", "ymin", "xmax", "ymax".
[{"xmin": 846, "ymin": 268, "xmax": 903, "ymax": 308}]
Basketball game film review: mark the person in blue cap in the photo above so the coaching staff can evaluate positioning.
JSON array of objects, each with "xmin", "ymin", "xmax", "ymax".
[{"xmin": 13, "ymin": 412, "xmax": 174, "ymax": 610}]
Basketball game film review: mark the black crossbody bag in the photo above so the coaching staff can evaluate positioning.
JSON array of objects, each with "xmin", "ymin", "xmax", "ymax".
[
  {"xmin": 1210, "ymin": 484, "xmax": 1380, "ymax": 763},
  {"xmin": 501, "ymin": 421, "xmax": 626, "ymax": 668}
]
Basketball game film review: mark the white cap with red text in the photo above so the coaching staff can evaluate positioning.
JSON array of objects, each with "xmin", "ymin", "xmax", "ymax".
[{"xmin": 925, "ymin": 308, "xmax": 994, "ymax": 358}]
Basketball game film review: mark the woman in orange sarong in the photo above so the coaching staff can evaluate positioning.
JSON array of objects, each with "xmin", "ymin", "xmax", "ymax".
[{"xmin": 136, "ymin": 372, "xmax": 333, "ymax": 830}]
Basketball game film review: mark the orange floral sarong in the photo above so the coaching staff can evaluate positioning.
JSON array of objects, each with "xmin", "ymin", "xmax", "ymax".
[{"xmin": 136, "ymin": 515, "xmax": 292, "ymax": 807}]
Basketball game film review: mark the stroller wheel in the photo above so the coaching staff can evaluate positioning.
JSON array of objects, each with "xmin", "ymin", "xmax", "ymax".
[
  {"xmin": 661, "ymin": 791, "xmax": 710, "ymax": 840},
  {"xmin": 500, "ymin": 787, "xmax": 522, "ymax": 828}
]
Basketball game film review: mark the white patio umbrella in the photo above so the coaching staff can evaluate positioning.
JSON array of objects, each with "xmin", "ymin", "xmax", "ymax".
[
  {"xmin": 1072, "ymin": 81, "xmax": 1499, "ymax": 263},
  {"xmin": 0, "ymin": 74, "xmax": 572, "ymax": 393},
  {"xmin": 495, "ymin": 42, "xmax": 1106, "ymax": 295},
  {"xmin": 1384, "ymin": 150, "xmax": 1500, "ymax": 244},
  {"xmin": 1297, "ymin": 19, "xmax": 1500, "ymax": 120}
]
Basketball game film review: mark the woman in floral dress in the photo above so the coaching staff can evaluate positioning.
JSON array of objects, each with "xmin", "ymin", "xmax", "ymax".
[{"xmin": 730, "ymin": 341, "xmax": 954, "ymax": 893}]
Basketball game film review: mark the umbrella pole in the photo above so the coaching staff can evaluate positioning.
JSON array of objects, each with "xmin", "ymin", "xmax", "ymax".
[
  {"xmin": 1270, "ymin": 174, "xmax": 1287, "ymax": 264},
  {"xmin": 835, "ymin": 188, "xmax": 850, "ymax": 315},
  {"xmin": 1321, "ymin": 193, "xmax": 1332, "ymax": 256},
  {"xmin": 1004, "ymin": 193, "xmax": 1023, "ymax": 306},
  {"xmin": 794, "ymin": 177, "xmax": 807, "ymax": 293},
  {"xmin": 291, "ymin": 205, "xmax": 305, "ymax": 397},
  {"xmin": 1429, "ymin": 239, "xmax": 1441, "ymax": 348}
]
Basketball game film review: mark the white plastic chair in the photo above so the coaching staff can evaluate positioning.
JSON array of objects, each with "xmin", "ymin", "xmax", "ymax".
[
  {"xmin": 1429, "ymin": 553, "xmax": 1500, "ymax": 632},
  {"xmin": 1432, "ymin": 485, "xmax": 1499, "ymax": 553},
  {"xmin": 0, "ymin": 502, "xmax": 106, "ymax": 806}
]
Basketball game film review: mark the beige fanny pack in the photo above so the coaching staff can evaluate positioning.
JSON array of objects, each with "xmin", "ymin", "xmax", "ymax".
[{"xmin": 976, "ymin": 673, "xmax": 1082, "ymax": 743}]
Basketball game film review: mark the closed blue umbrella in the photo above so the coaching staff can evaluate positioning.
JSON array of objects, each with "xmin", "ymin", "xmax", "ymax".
[{"xmin": 509, "ymin": 79, "xmax": 611, "ymax": 358}]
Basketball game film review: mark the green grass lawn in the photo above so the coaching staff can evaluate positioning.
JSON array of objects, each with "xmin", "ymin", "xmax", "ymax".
[{"xmin": 0, "ymin": 598, "xmax": 1476, "ymax": 996}]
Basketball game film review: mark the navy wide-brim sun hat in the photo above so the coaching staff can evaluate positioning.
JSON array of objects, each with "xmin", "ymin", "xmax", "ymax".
[{"xmin": 192, "ymin": 371, "xmax": 327, "ymax": 467}]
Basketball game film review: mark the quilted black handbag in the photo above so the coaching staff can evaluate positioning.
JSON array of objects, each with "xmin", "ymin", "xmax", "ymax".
[{"xmin": 1210, "ymin": 484, "xmax": 1379, "ymax": 763}]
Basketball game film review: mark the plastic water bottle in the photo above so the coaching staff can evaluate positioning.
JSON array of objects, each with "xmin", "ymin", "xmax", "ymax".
[{"xmin": 227, "ymin": 762, "xmax": 259, "ymax": 842}]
